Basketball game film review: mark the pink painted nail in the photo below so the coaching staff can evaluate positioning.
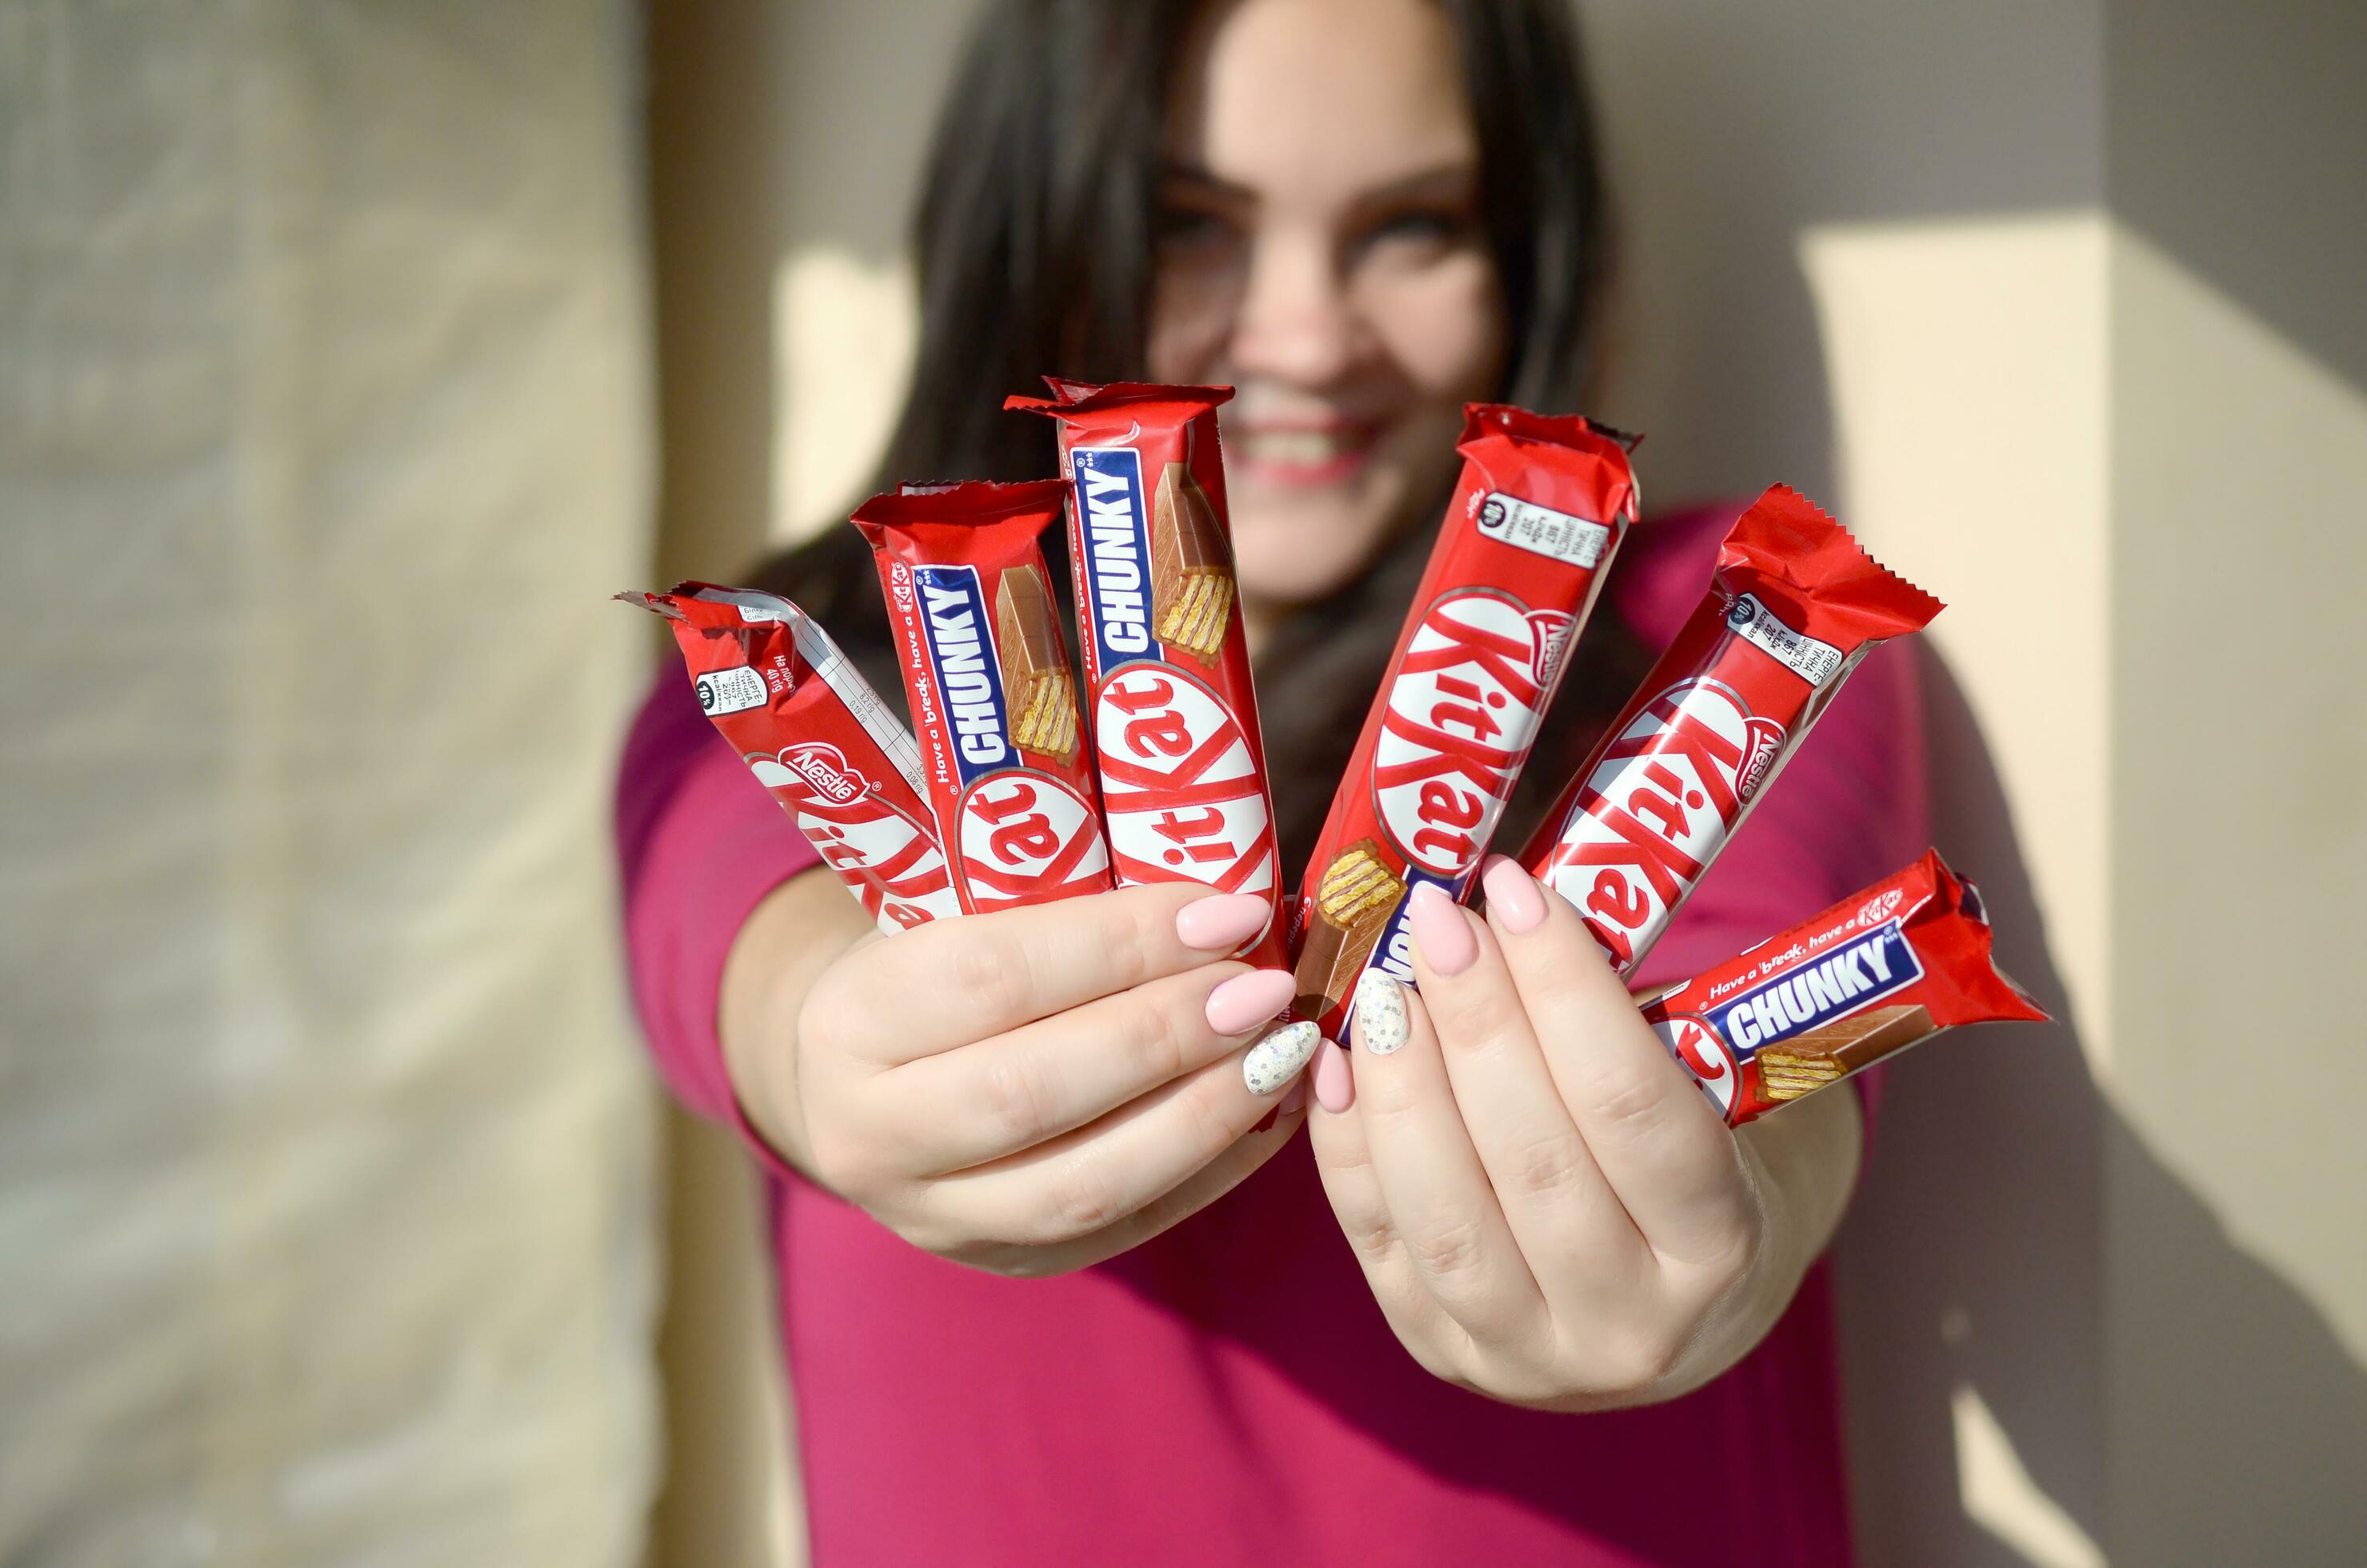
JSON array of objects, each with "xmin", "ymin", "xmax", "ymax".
[
  {"xmin": 1176, "ymin": 893, "xmax": 1274, "ymax": 952},
  {"xmin": 1205, "ymin": 968, "xmax": 1296, "ymax": 1035},
  {"xmin": 1313, "ymin": 1041, "xmax": 1355, "ymax": 1114},
  {"xmin": 1408, "ymin": 882, "xmax": 1478, "ymax": 976},
  {"xmin": 1481, "ymin": 854, "xmax": 1549, "ymax": 934}
]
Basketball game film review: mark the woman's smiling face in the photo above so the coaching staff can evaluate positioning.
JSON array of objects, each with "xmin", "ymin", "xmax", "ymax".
[{"xmin": 1149, "ymin": 0, "xmax": 1508, "ymax": 615}]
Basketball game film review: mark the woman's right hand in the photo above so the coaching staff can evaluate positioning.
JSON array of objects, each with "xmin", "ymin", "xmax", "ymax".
[{"xmin": 726, "ymin": 878, "xmax": 1319, "ymax": 1278}]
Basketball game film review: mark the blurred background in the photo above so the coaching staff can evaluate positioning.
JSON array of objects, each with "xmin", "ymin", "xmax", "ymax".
[{"xmin": 4, "ymin": 1, "xmax": 2361, "ymax": 1564}]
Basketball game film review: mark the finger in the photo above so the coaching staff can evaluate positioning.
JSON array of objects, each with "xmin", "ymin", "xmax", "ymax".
[
  {"xmin": 828, "ymin": 883, "xmax": 1277, "ymax": 1064},
  {"xmin": 1305, "ymin": 1060, "xmax": 1461, "ymax": 1363},
  {"xmin": 1479, "ymin": 856, "xmax": 1752, "ymax": 1267},
  {"xmin": 927, "ymin": 1022, "xmax": 1318, "ymax": 1249},
  {"xmin": 953, "ymin": 1086, "xmax": 1311, "ymax": 1276},
  {"xmin": 888, "ymin": 963, "xmax": 1295, "ymax": 1171},
  {"xmin": 1348, "ymin": 968, "xmax": 1546, "ymax": 1344},
  {"xmin": 1401, "ymin": 883, "xmax": 1641, "ymax": 1300}
]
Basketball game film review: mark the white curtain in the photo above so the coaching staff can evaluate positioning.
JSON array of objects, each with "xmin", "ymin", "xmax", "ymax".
[{"xmin": 0, "ymin": 2, "xmax": 661, "ymax": 1562}]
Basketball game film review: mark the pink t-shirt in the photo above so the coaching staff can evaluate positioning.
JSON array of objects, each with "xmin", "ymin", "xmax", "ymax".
[{"xmin": 616, "ymin": 504, "xmax": 1929, "ymax": 1566}]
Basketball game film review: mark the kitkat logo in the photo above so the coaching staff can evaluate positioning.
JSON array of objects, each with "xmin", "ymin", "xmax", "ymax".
[
  {"xmin": 1094, "ymin": 665, "xmax": 1276, "ymax": 898},
  {"xmin": 1538, "ymin": 678, "xmax": 1789, "ymax": 970},
  {"xmin": 954, "ymin": 770, "xmax": 1110, "ymax": 911},
  {"xmin": 1857, "ymin": 888, "xmax": 1905, "ymax": 927},
  {"xmin": 1372, "ymin": 590, "xmax": 1563, "ymax": 877}
]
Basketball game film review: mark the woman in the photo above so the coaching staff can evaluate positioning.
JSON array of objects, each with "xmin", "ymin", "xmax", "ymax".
[{"xmin": 618, "ymin": 0, "xmax": 1927, "ymax": 1560}]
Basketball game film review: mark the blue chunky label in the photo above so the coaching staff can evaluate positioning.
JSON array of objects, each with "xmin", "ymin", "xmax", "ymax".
[
  {"xmin": 911, "ymin": 565, "xmax": 1013, "ymax": 785},
  {"xmin": 1070, "ymin": 447, "xmax": 1158, "ymax": 677},
  {"xmin": 1342, "ymin": 863, "xmax": 1481, "ymax": 1032},
  {"xmin": 1716, "ymin": 921, "xmax": 1923, "ymax": 1055}
]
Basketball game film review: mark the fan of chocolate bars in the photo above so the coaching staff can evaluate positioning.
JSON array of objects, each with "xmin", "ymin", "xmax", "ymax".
[{"xmin": 622, "ymin": 382, "xmax": 2045, "ymax": 1130}]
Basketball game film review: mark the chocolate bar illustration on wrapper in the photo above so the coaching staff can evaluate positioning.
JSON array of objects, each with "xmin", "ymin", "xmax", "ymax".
[
  {"xmin": 995, "ymin": 562, "xmax": 1080, "ymax": 764},
  {"xmin": 1292, "ymin": 839, "xmax": 1405, "ymax": 1020},
  {"xmin": 1753, "ymin": 1004, "xmax": 1933, "ymax": 1100},
  {"xmin": 1150, "ymin": 462, "xmax": 1235, "ymax": 661}
]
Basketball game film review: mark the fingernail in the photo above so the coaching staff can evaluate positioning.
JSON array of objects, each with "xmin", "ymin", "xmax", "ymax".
[
  {"xmin": 1243, "ymin": 1021, "xmax": 1320, "ymax": 1097},
  {"xmin": 1205, "ymin": 968, "xmax": 1297, "ymax": 1035},
  {"xmin": 1481, "ymin": 854, "xmax": 1548, "ymax": 934},
  {"xmin": 1313, "ymin": 1040, "xmax": 1355, "ymax": 1114},
  {"xmin": 1408, "ymin": 882, "xmax": 1478, "ymax": 976},
  {"xmin": 1177, "ymin": 892, "xmax": 1274, "ymax": 952},
  {"xmin": 1354, "ymin": 969, "xmax": 1411, "ymax": 1054},
  {"xmin": 1279, "ymin": 1079, "xmax": 1307, "ymax": 1116}
]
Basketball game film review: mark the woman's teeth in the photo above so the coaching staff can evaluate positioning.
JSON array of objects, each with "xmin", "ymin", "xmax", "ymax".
[{"xmin": 1237, "ymin": 429, "xmax": 1360, "ymax": 466}]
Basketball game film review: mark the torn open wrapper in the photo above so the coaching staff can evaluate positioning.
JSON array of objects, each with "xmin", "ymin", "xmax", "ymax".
[{"xmin": 620, "ymin": 584, "xmax": 962, "ymax": 934}]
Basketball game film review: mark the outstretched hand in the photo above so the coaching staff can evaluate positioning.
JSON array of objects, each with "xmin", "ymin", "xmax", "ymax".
[
  {"xmin": 731, "ymin": 877, "xmax": 1319, "ymax": 1278},
  {"xmin": 1305, "ymin": 857, "xmax": 1861, "ymax": 1410}
]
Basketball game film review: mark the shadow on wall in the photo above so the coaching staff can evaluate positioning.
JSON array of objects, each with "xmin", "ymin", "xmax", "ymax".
[{"xmin": 1835, "ymin": 647, "xmax": 2367, "ymax": 1566}]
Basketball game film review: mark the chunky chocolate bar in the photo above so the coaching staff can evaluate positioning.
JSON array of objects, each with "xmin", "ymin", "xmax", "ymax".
[
  {"xmin": 850, "ymin": 479, "xmax": 1112, "ymax": 914},
  {"xmin": 1317, "ymin": 838, "xmax": 1405, "ymax": 930},
  {"xmin": 1007, "ymin": 379, "xmax": 1285, "ymax": 968},
  {"xmin": 1637, "ymin": 851, "xmax": 2045, "ymax": 1126}
]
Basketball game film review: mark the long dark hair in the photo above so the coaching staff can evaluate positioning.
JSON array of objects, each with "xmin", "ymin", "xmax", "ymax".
[{"xmin": 755, "ymin": 0, "xmax": 1653, "ymax": 871}]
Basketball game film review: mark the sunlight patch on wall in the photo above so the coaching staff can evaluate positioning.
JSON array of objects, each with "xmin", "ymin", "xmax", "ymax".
[
  {"xmin": 772, "ymin": 247, "xmax": 918, "ymax": 542},
  {"xmin": 1952, "ymin": 1382, "xmax": 2105, "ymax": 1568},
  {"xmin": 1801, "ymin": 212, "xmax": 2113, "ymax": 1067}
]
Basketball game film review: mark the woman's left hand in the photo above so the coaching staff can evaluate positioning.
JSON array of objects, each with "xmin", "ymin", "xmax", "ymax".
[{"xmin": 1305, "ymin": 856, "xmax": 1863, "ymax": 1412}]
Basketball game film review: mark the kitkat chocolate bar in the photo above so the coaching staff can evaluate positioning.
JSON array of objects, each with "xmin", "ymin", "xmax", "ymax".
[
  {"xmin": 622, "ymin": 583, "xmax": 962, "ymax": 934},
  {"xmin": 1520, "ymin": 486, "xmax": 1944, "ymax": 976},
  {"xmin": 1286, "ymin": 405, "xmax": 1642, "ymax": 1039}
]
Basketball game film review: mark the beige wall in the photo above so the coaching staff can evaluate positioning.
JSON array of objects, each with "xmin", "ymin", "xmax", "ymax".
[{"xmin": 641, "ymin": 2, "xmax": 2367, "ymax": 1562}]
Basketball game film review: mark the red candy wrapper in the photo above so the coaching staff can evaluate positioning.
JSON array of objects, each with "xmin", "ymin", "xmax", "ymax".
[
  {"xmin": 1006, "ymin": 380, "xmax": 1282, "ymax": 964},
  {"xmin": 1287, "ymin": 406, "xmax": 1642, "ymax": 1038},
  {"xmin": 1521, "ymin": 486, "xmax": 1943, "ymax": 975},
  {"xmin": 621, "ymin": 583, "xmax": 962, "ymax": 933},
  {"xmin": 1640, "ymin": 849, "xmax": 2049, "ymax": 1125},
  {"xmin": 852, "ymin": 481, "xmax": 1113, "ymax": 914}
]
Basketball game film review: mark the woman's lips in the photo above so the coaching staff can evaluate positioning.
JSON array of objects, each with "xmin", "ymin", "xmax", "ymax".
[{"xmin": 1229, "ymin": 422, "xmax": 1381, "ymax": 487}]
